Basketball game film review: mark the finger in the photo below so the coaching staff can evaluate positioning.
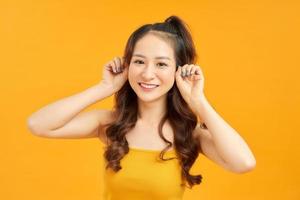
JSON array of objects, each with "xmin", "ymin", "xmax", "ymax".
[
  {"xmin": 116, "ymin": 57, "xmax": 122, "ymax": 72},
  {"xmin": 188, "ymin": 65, "xmax": 197, "ymax": 81},
  {"xmin": 190, "ymin": 65, "xmax": 196, "ymax": 76},
  {"xmin": 104, "ymin": 62, "xmax": 110, "ymax": 70},
  {"xmin": 193, "ymin": 74, "xmax": 202, "ymax": 81},
  {"xmin": 121, "ymin": 57, "xmax": 125, "ymax": 70},
  {"xmin": 104, "ymin": 62, "xmax": 114, "ymax": 73},
  {"xmin": 195, "ymin": 67, "xmax": 203, "ymax": 76},
  {"xmin": 118, "ymin": 57, "xmax": 123, "ymax": 72},
  {"xmin": 113, "ymin": 57, "xmax": 120, "ymax": 72},
  {"xmin": 194, "ymin": 67, "xmax": 204, "ymax": 80},
  {"xmin": 110, "ymin": 61, "xmax": 117, "ymax": 73},
  {"xmin": 186, "ymin": 65, "xmax": 193, "ymax": 76},
  {"xmin": 181, "ymin": 64, "xmax": 189, "ymax": 77}
]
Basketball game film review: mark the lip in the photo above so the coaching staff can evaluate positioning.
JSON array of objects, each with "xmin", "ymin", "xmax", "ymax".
[
  {"xmin": 138, "ymin": 82, "xmax": 159, "ymax": 86},
  {"xmin": 138, "ymin": 82, "xmax": 159, "ymax": 91}
]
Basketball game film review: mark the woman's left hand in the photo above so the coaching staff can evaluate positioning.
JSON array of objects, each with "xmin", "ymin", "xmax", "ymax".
[{"xmin": 175, "ymin": 64, "xmax": 206, "ymax": 113}]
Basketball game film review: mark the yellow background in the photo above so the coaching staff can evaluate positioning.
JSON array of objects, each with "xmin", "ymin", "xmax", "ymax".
[{"xmin": 1, "ymin": 0, "xmax": 299, "ymax": 199}]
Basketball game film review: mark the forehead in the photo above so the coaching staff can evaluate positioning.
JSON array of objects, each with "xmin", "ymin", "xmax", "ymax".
[{"xmin": 133, "ymin": 32, "xmax": 175, "ymax": 60}]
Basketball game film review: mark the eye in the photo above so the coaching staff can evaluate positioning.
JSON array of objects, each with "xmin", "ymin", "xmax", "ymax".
[
  {"xmin": 133, "ymin": 59, "xmax": 144, "ymax": 64},
  {"xmin": 157, "ymin": 62, "xmax": 167, "ymax": 67}
]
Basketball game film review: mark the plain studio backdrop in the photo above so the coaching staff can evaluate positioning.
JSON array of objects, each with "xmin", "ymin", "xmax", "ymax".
[{"xmin": 0, "ymin": 0, "xmax": 299, "ymax": 199}]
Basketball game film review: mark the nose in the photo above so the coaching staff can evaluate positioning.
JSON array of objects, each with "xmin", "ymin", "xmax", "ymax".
[{"xmin": 141, "ymin": 64, "xmax": 156, "ymax": 80}]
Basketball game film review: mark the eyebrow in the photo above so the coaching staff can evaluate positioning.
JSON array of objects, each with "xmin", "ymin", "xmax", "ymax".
[{"xmin": 132, "ymin": 54, "xmax": 171, "ymax": 60}]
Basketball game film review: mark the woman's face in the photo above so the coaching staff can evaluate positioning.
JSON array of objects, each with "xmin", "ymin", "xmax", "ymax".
[{"xmin": 128, "ymin": 32, "xmax": 177, "ymax": 103}]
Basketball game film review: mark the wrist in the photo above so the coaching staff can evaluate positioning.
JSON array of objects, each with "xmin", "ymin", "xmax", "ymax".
[
  {"xmin": 93, "ymin": 83, "xmax": 115, "ymax": 98},
  {"xmin": 191, "ymin": 95, "xmax": 210, "ymax": 119},
  {"xmin": 191, "ymin": 94, "xmax": 207, "ymax": 109}
]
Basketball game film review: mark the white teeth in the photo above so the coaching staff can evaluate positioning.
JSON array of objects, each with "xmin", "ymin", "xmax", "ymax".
[{"xmin": 140, "ymin": 83, "xmax": 158, "ymax": 89}]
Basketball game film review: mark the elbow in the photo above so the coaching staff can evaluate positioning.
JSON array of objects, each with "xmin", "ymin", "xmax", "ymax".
[
  {"xmin": 27, "ymin": 118, "xmax": 45, "ymax": 137},
  {"xmin": 233, "ymin": 158, "xmax": 256, "ymax": 174}
]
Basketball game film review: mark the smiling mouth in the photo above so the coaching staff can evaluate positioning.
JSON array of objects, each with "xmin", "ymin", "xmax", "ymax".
[{"xmin": 138, "ymin": 82, "xmax": 159, "ymax": 89}]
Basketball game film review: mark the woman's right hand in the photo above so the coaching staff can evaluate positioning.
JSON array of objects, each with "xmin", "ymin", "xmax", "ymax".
[{"xmin": 99, "ymin": 56, "xmax": 128, "ymax": 93}]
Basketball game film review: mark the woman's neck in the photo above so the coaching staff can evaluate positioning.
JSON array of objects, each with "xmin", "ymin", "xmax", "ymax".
[{"xmin": 137, "ymin": 98, "xmax": 167, "ymax": 126}]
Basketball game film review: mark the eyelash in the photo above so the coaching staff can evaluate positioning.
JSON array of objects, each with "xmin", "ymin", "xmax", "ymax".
[{"xmin": 133, "ymin": 60, "xmax": 167, "ymax": 67}]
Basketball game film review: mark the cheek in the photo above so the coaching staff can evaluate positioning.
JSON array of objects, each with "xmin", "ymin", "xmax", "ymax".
[
  {"xmin": 161, "ymin": 71, "xmax": 175, "ymax": 85},
  {"xmin": 128, "ymin": 66, "xmax": 136, "ymax": 80},
  {"xmin": 127, "ymin": 66, "xmax": 141, "ymax": 89},
  {"xmin": 164, "ymin": 68, "xmax": 176, "ymax": 80}
]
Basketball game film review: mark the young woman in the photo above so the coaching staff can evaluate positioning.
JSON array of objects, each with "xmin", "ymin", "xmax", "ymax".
[{"xmin": 27, "ymin": 15, "xmax": 256, "ymax": 200}]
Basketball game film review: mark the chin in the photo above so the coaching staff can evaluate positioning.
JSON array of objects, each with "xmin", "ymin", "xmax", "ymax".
[
  {"xmin": 137, "ymin": 95, "xmax": 164, "ymax": 103},
  {"xmin": 135, "ymin": 87, "xmax": 168, "ymax": 103}
]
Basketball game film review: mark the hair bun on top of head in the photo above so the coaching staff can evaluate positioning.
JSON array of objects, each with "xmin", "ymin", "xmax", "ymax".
[
  {"xmin": 164, "ymin": 15, "xmax": 189, "ymax": 36},
  {"xmin": 164, "ymin": 15, "xmax": 187, "ymax": 28},
  {"xmin": 165, "ymin": 15, "xmax": 182, "ymax": 24}
]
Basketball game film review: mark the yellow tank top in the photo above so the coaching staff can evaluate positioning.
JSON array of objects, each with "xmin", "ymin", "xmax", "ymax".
[{"xmin": 102, "ymin": 147, "xmax": 186, "ymax": 200}]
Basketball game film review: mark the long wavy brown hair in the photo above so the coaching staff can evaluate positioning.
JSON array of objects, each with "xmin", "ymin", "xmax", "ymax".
[{"xmin": 102, "ymin": 15, "xmax": 208, "ymax": 189}]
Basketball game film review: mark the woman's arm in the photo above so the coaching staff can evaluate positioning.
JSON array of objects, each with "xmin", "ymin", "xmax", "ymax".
[
  {"xmin": 194, "ymin": 95, "xmax": 256, "ymax": 173},
  {"xmin": 27, "ymin": 84, "xmax": 113, "ymax": 137}
]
